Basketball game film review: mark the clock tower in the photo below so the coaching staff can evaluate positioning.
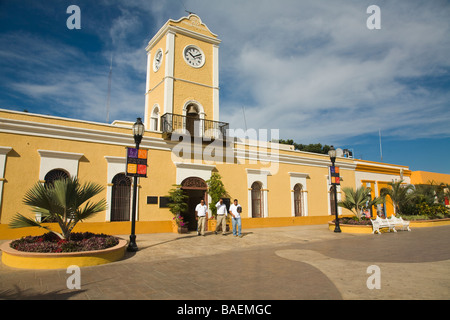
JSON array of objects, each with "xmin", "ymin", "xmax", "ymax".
[{"xmin": 144, "ymin": 14, "xmax": 221, "ymax": 134}]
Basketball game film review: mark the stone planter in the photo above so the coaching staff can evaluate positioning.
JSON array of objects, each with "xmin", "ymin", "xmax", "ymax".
[
  {"xmin": 409, "ymin": 218, "xmax": 450, "ymax": 228},
  {"xmin": 328, "ymin": 218, "xmax": 450, "ymax": 234},
  {"xmin": 172, "ymin": 221, "xmax": 189, "ymax": 234},
  {"xmin": 177, "ymin": 226, "xmax": 189, "ymax": 234},
  {"xmin": 1, "ymin": 239, "xmax": 127, "ymax": 270},
  {"xmin": 328, "ymin": 221, "xmax": 373, "ymax": 234}
]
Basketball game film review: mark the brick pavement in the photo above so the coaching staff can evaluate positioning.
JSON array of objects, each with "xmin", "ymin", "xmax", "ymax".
[{"xmin": 0, "ymin": 224, "xmax": 449, "ymax": 301}]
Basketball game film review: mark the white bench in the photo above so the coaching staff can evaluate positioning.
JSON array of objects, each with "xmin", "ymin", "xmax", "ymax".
[
  {"xmin": 370, "ymin": 216, "xmax": 396, "ymax": 234},
  {"xmin": 388, "ymin": 215, "xmax": 411, "ymax": 231}
]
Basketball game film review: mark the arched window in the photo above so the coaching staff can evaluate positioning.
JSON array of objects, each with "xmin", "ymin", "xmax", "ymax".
[
  {"xmin": 330, "ymin": 185, "xmax": 337, "ymax": 216},
  {"xmin": 151, "ymin": 105, "xmax": 160, "ymax": 131},
  {"xmin": 294, "ymin": 183, "xmax": 303, "ymax": 217},
  {"xmin": 111, "ymin": 173, "xmax": 132, "ymax": 222},
  {"xmin": 43, "ymin": 169, "xmax": 70, "ymax": 222},
  {"xmin": 44, "ymin": 169, "xmax": 69, "ymax": 187},
  {"xmin": 251, "ymin": 181, "xmax": 263, "ymax": 218}
]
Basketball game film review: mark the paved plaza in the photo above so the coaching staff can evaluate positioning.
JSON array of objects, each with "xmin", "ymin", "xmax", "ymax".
[{"xmin": 0, "ymin": 224, "xmax": 449, "ymax": 301}]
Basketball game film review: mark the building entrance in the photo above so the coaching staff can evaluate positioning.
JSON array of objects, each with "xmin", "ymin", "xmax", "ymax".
[{"xmin": 181, "ymin": 177, "xmax": 208, "ymax": 231}]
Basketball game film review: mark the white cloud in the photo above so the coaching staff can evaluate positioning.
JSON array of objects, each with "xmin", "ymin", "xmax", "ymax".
[
  {"xmin": 176, "ymin": 0, "xmax": 450, "ymax": 145},
  {"xmin": 1, "ymin": 0, "xmax": 449, "ymax": 146}
]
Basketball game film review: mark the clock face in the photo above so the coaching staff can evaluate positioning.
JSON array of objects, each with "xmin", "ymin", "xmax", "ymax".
[
  {"xmin": 183, "ymin": 45, "xmax": 205, "ymax": 68},
  {"xmin": 153, "ymin": 49, "xmax": 163, "ymax": 72}
]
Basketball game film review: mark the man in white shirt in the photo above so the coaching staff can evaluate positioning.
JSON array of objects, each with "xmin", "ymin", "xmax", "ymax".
[
  {"xmin": 214, "ymin": 198, "xmax": 228, "ymax": 235},
  {"xmin": 195, "ymin": 199, "xmax": 208, "ymax": 236},
  {"xmin": 229, "ymin": 199, "xmax": 242, "ymax": 237}
]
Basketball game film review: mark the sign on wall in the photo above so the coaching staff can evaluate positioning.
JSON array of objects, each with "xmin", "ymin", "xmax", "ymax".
[
  {"xmin": 126, "ymin": 148, "xmax": 148, "ymax": 177},
  {"xmin": 329, "ymin": 166, "xmax": 340, "ymax": 185}
]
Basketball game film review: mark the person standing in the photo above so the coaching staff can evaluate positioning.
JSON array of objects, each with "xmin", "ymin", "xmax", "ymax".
[
  {"xmin": 195, "ymin": 199, "xmax": 208, "ymax": 236},
  {"xmin": 215, "ymin": 198, "xmax": 228, "ymax": 235},
  {"xmin": 229, "ymin": 199, "xmax": 242, "ymax": 237}
]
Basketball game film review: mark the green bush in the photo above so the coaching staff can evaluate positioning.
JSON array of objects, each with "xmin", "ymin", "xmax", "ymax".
[{"xmin": 415, "ymin": 203, "xmax": 449, "ymax": 218}]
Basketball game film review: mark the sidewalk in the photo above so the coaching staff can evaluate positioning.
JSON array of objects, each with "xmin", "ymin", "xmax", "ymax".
[{"xmin": 0, "ymin": 224, "xmax": 449, "ymax": 300}]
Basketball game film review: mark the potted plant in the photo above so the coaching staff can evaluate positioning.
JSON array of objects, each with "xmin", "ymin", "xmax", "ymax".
[{"xmin": 166, "ymin": 185, "xmax": 189, "ymax": 233}]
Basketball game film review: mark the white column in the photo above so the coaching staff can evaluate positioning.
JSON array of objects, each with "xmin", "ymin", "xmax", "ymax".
[
  {"xmin": 164, "ymin": 31, "xmax": 175, "ymax": 115},
  {"xmin": 213, "ymin": 44, "xmax": 220, "ymax": 122}
]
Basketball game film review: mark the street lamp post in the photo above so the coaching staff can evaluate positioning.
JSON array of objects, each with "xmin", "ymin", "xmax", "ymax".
[
  {"xmin": 127, "ymin": 117, "xmax": 145, "ymax": 252},
  {"xmin": 328, "ymin": 145, "xmax": 341, "ymax": 233}
]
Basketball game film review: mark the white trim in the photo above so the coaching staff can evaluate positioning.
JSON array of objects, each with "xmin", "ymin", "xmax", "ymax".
[
  {"xmin": 146, "ymin": 14, "xmax": 221, "ymax": 52},
  {"xmin": 0, "ymin": 146, "xmax": 12, "ymax": 212},
  {"xmin": 0, "ymin": 116, "xmax": 170, "ymax": 152},
  {"xmin": 246, "ymin": 169, "xmax": 270, "ymax": 218},
  {"xmin": 174, "ymin": 162, "xmax": 215, "ymax": 185},
  {"xmin": 213, "ymin": 44, "xmax": 220, "ymax": 122},
  {"xmin": 289, "ymin": 172, "xmax": 309, "ymax": 217},
  {"xmin": 164, "ymin": 31, "xmax": 175, "ymax": 115},
  {"xmin": 150, "ymin": 104, "xmax": 161, "ymax": 132},
  {"xmin": 37, "ymin": 149, "xmax": 83, "ymax": 181},
  {"xmin": 104, "ymin": 156, "xmax": 137, "ymax": 222},
  {"xmin": 144, "ymin": 51, "xmax": 152, "ymax": 129}
]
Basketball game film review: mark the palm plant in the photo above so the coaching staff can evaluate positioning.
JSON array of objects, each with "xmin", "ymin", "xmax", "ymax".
[
  {"xmin": 9, "ymin": 177, "xmax": 107, "ymax": 240},
  {"xmin": 380, "ymin": 180, "xmax": 414, "ymax": 215},
  {"xmin": 338, "ymin": 186, "xmax": 384, "ymax": 221}
]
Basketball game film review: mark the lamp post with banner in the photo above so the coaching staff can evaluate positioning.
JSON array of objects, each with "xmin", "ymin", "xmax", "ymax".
[
  {"xmin": 328, "ymin": 146, "xmax": 341, "ymax": 233},
  {"xmin": 126, "ymin": 118, "xmax": 146, "ymax": 252}
]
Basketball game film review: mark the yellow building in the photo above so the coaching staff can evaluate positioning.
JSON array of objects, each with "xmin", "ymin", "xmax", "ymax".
[{"xmin": 0, "ymin": 15, "xmax": 416, "ymax": 239}]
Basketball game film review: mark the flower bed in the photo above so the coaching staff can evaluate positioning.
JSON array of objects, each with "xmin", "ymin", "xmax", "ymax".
[
  {"xmin": 9, "ymin": 232, "xmax": 119, "ymax": 253},
  {"xmin": 332, "ymin": 217, "xmax": 372, "ymax": 226}
]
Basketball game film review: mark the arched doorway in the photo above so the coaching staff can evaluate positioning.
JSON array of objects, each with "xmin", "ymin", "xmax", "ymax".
[
  {"xmin": 294, "ymin": 183, "xmax": 303, "ymax": 217},
  {"xmin": 111, "ymin": 173, "xmax": 132, "ymax": 222},
  {"xmin": 181, "ymin": 177, "xmax": 208, "ymax": 231},
  {"xmin": 251, "ymin": 181, "xmax": 263, "ymax": 218}
]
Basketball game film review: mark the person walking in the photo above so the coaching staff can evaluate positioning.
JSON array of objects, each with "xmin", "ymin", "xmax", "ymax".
[
  {"xmin": 214, "ymin": 198, "xmax": 228, "ymax": 235},
  {"xmin": 195, "ymin": 199, "xmax": 208, "ymax": 236},
  {"xmin": 229, "ymin": 199, "xmax": 242, "ymax": 237}
]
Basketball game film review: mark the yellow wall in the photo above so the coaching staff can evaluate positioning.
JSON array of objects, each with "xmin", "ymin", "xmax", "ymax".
[{"xmin": 411, "ymin": 171, "xmax": 450, "ymax": 185}]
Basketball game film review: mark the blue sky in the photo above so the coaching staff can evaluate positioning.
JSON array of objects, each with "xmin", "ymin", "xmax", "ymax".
[{"xmin": 0, "ymin": 0, "xmax": 449, "ymax": 174}]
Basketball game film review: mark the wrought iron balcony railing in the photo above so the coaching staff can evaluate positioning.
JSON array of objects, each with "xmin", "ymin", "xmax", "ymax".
[{"xmin": 161, "ymin": 113, "xmax": 229, "ymax": 140}]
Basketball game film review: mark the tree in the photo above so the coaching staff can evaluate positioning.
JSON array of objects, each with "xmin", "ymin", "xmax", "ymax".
[
  {"xmin": 166, "ymin": 185, "xmax": 189, "ymax": 226},
  {"xmin": 338, "ymin": 186, "xmax": 384, "ymax": 221},
  {"xmin": 380, "ymin": 180, "xmax": 414, "ymax": 215},
  {"xmin": 9, "ymin": 177, "xmax": 107, "ymax": 240},
  {"xmin": 206, "ymin": 173, "xmax": 229, "ymax": 218},
  {"xmin": 277, "ymin": 139, "xmax": 331, "ymax": 154}
]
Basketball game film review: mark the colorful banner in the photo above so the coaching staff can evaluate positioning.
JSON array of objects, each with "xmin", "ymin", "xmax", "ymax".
[
  {"xmin": 329, "ymin": 166, "xmax": 340, "ymax": 185},
  {"xmin": 126, "ymin": 147, "xmax": 148, "ymax": 177}
]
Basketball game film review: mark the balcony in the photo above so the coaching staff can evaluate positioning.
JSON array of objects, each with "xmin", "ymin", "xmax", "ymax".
[{"xmin": 161, "ymin": 113, "xmax": 229, "ymax": 140}]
